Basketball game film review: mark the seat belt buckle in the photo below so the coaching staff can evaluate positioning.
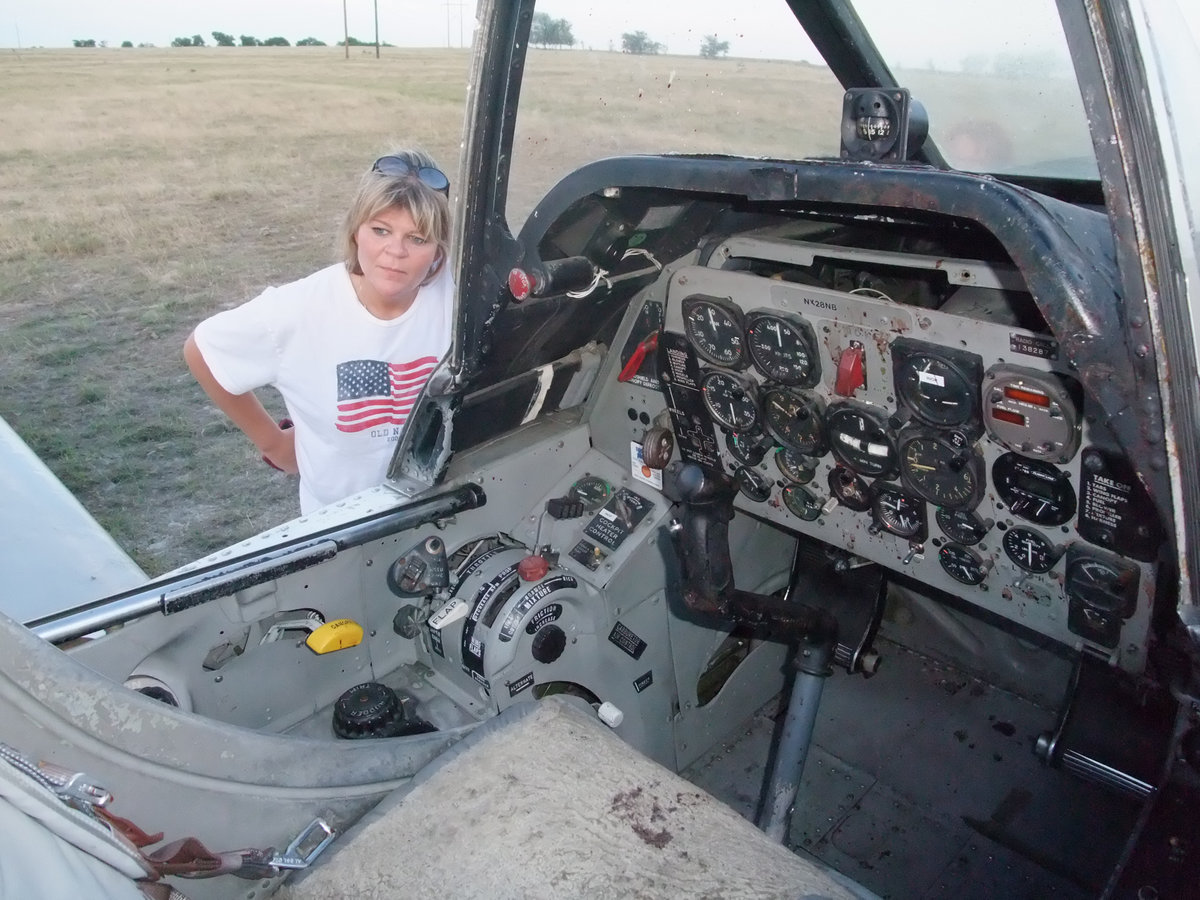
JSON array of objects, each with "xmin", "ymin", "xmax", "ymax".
[{"xmin": 269, "ymin": 818, "xmax": 336, "ymax": 870}]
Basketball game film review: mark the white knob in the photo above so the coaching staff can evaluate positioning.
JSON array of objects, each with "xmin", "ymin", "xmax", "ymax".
[{"xmin": 597, "ymin": 701, "xmax": 624, "ymax": 728}]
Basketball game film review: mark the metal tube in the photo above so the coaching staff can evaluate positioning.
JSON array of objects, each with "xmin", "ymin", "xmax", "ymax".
[
  {"xmin": 758, "ymin": 668, "xmax": 829, "ymax": 842},
  {"xmin": 29, "ymin": 484, "xmax": 486, "ymax": 644}
]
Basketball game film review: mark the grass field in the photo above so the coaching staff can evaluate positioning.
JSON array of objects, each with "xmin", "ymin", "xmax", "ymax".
[{"xmin": 0, "ymin": 44, "xmax": 1084, "ymax": 576}]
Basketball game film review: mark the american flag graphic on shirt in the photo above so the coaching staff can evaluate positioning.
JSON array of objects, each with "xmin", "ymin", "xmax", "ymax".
[{"xmin": 335, "ymin": 357, "xmax": 439, "ymax": 433}]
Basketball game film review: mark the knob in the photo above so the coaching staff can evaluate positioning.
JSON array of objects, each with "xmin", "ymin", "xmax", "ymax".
[{"xmin": 531, "ymin": 624, "xmax": 567, "ymax": 664}]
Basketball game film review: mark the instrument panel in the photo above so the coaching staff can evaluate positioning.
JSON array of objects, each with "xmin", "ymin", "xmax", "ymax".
[{"xmin": 657, "ymin": 235, "xmax": 1161, "ymax": 672}]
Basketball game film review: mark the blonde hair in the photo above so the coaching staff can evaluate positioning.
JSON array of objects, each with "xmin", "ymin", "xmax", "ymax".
[{"xmin": 339, "ymin": 148, "xmax": 451, "ymax": 283}]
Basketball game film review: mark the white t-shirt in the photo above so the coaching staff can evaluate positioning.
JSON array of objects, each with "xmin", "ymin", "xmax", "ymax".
[{"xmin": 194, "ymin": 263, "xmax": 453, "ymax": 513}]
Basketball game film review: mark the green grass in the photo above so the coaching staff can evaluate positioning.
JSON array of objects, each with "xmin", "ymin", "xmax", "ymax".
[{"xmin": 0, "ymin": 47, "xmax": 471, "ymax": 573}]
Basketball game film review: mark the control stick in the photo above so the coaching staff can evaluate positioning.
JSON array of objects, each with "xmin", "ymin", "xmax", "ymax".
[{"xmin": 668, "ymin": 462, "xmax": 839, "ymax": 843}]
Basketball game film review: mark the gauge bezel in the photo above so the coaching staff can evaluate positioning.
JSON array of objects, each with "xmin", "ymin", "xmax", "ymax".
[
  {"xmin": 774, "ymin": 447, "xmax": 817, "ymax": 484},
  {"xmin": 782, "ymin": 483, "xmax": 822, "ymax": 520},
  {"xmin": 870, "ymin": 483, "xmax": 928, "ymax": 541},
  {"xmin": 935, "ymin": 508, "xmax": 992, "ymax": 546},
  {"xmin": 939, "ymin": 543, "xmax": 989, "ymax": 585},
  {"xmin": 827, "ymin": 465, "xmax": 872, "ymax": 512},
  {"xmin": 701, "ymin": 370, "xmax": 760, "ymax": 432},
  {"xmin": 764, "ymin": 387, "xmax": 827, "ymax": 456},
  {"xmin": 734, "ymin": 465, "xmax": 772, "ymax": 503},
  {"xmin": 568, "ymin": 475, "xmax": 613, "ymax": 511},
  {"xmin": 982, "ymin": 364, "xmax": 1083, "ymax": 464},
  {"xmin": 891, "ymin": 338, "xmax": 983, "ymax": 432},
  {"xmin": 681, "ymin": 294, "xmax": 749, "ymax": 369},
  {"xmin": 825, "ymin": 401, "xmax": 899, "ymax": 478},
  {"xmin": 897, "ymin": 428, "xmax": 985, "ymax": 511},
  {"xmin": 745, "ymin": 310, "xmax": 821, "ymax": 387},
  {"xmin": 1001, "ymin": 526, "xmax": 1061, "ymax": 574},
  {"xmin": 726, "ymin": 430, "xmax": 767, "ymax": 466},
  {"xmin": 992, "ymin": 452, "xmax": 1077, "ymax": 526}
]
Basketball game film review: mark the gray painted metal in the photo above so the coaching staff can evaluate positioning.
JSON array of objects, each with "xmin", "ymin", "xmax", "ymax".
[{"xmin": 0, "ymin": 417, "xmax": 144, "ymax": 624}]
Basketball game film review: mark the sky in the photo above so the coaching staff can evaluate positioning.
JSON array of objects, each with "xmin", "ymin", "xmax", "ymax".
[{"xmin": 3, "ymin": 0, "xmax": 1198, "ymax": 62}]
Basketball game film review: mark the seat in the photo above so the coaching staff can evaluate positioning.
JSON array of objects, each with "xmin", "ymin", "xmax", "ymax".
[{"xmin": 280, "ymin": 696, "xmax": 875, "ymax": 900}]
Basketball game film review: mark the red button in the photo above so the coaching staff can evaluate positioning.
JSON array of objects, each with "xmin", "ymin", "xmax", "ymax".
[
  {"xmin": 508, "ymin": 268, "xmax": 533, "ymax": 301},
  {"xmin": 517, "ymin": 555, "xmax": 549, "ymax": 582}
]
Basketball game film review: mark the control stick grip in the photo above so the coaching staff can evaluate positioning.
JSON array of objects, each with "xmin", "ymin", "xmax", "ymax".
[{"xmin": 674, "ymin": 465, "xmax": 737, "ymax": 615}]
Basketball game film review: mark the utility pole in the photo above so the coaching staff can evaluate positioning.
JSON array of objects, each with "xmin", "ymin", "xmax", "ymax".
[
  {"xmin": 444, "ymin": 1, "xmax": 466, "ymax": 48},
  {"xmin": 343, "ymin": 0, "xmax": 349, "ymax": 58},
  {"xmin": 374, "ymin": 0, "xmax": 380, "ymax": 58}
]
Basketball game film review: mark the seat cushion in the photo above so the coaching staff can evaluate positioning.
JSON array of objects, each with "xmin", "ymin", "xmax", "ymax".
[{"xmin": 281, "ymin": 696, "xmax": 865, "ymax": 900}]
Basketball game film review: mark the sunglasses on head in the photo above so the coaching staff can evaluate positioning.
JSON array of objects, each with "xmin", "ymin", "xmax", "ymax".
[{"xmin": 372, "ymin": 156, "xmax": 451, "ymax": 195}]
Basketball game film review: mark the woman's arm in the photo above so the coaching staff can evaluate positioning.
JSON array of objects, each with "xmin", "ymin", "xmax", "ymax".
[{"xmin": 184, "ymin": 332, "xmax": 298, "ymax": 474}]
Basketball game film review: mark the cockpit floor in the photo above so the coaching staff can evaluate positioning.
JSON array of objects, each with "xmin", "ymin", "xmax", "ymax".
[{"xmin": 685, "ymin": 634, "xmax": 1140, "ymax": 899}]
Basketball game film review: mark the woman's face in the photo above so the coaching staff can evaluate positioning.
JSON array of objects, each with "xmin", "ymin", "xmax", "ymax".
[{"xmin": 353, "ymin": 205, "xmax": 440, "ymax": 319}]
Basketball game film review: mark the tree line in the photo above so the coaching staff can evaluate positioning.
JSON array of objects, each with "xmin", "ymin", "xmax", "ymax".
[
  {"xmin": 75, "ymin": 17, "xmax": 733, "ymax": 58},
  {"xmin": 524, "ymin": 13, "xmax": 731, "ymax": 57}
]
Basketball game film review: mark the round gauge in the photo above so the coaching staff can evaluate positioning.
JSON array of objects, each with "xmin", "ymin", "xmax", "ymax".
[
  {"xmin": 1064, "ymin": 553, "xmax": 1139, "ymax": 616},
  {"xmin": 939, "ymin": 543, "xmax": 990, "ymax": 585},
  {"xmin": 898, "ymin": 431, "xmax": 984, "ymax": 510},
  {"xmin": 982, "ymin": 365, "xmax": 1082, "ymax": 463},
  {"xmin": 936, "ymin": 509, "xmax": 992, "ymax": 546},
  {"xmin": 569, "ymin": 475, "xmax": 613, "ymax": 511},
  {"xmin": 1002, "ymin": 527, "xmax": 1061, "ymax": 574},
  {"xmin": 701, "ymin": 371, "xmax": 759, "ymax": 432},
  {"xmin": 782, "ymin": 484, "xmax": 823, "ymax": 521},
  {"xmin": 827, "ymin": 465, "xmax": 872, "ymax": 512},
  {"xmin": 735, "ymin": 466, "xmax": 772, "ymax": 503},
  {"xmin": 682, "ymin": 295, "xmax": 747, "ymax": 368},
  {"xmin": 825, "ymin": 402, "xmax": 898, "ymax": 477},
  {"xmin": 725, "ymin": 430, "xmax": 767, "ymax": 466},
  {"xmin": 871, "ymin": 484, "xmax": 926, "ymax": 540},
  {"xmin": 895, "ymin": 352, "xmax": 978, "ymax": 428},
  {"xmin": 775, "ymin": 448, "xmax": 816, "ymax": 484},
  {"xmin": 763, "ymin": 388, "xmax": 827, "ymax": 456},
  {"xmin": 992, "ymin": 453, "xmax": 1076, "ymax": 526},
  {"xmin": 746, "ymin": 312, "xmax": 819, "ymax": 386}
]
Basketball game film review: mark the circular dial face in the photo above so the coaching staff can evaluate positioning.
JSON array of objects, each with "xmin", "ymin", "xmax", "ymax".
[
  {"xmin": 726, "ymin": 430, "xmax": 767, "ymax": 466},
  {"xmin": 569, "ymin": 475, "xmax": 613, "ymax": 511},
  {"xmin": 939, "ymin": 543, "xmax": 989, "ymax": 585},
  {"xmin": 826, "ymin": 403, "xmax": 898, "ymax": 477},
  {"xmin": 782, "ymin": 484, "xmax": 822, "ymax": 520},
  {"xmin": 992, "ymin": 453, "xmax": 1077, "ymax": 526},
  {"xmin": 936, "ymin": 509, "xmax": 991, "ymax": 546},
  {"xmin": 898, "ymin": 432, "xmax": 984, "ymax": 510},
  {"xmin": 827, "ymin": 466, "xmax": 872, "ymax": 512},
  {"xmin": 682, "ymin": 296, "xmax": 746, "ymax": 368},
  {"xmin": 1064, "ymin": 555, "xmax": 1138, "ymax": 615},
  {"xmin": 735, "ymin": 466, "xmax": 772, "ymax": 503},
  {"xmin": 775, "ymin": 448, "xmax": 817, "ymax": 484},
  {"xmin": 763, "ymin": 388, "xmax": 827, "ymax": 456},
  {"xmin": 746, "ymin": 313, "xmax": 818, "ymax": 385},
  {"xmin": 701, "ymin": 371, "xmax": 759, "ymax": 432},
  {"xmin": 871, "ymin": 485, "xmax": 926, "ymax": 539},
  {"xmin": 1002, "ymin": 527, "xmax": 1060, "ymax": 573},
  {"xmin": 896, "ymin": 353, "xmax": 977, "ymax": 428}
]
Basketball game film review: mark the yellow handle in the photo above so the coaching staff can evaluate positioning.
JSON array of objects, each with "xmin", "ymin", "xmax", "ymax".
[{"xmin": 305, "ymin": 618, "xmax": 364, "ymax": 654}]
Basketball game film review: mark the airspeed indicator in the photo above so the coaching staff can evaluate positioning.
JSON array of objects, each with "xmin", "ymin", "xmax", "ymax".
[
  {"xmin": 682, "ymin": 295, "xmax": 747, "ymax": 368},
  {"xmin": 746, "ymin": 312, "xmax": 820, "ymax": 386}
]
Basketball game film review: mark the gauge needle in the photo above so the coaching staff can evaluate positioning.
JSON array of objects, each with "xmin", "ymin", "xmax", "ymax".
[{"xmin": 908, "ymin": 462, "xmax": 935, "ymax": 472}]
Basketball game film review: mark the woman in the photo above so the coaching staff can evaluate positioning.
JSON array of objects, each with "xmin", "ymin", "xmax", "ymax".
[{"xmin": 184, "ymin": 148, "xmax": 453, "ymax": 514}]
